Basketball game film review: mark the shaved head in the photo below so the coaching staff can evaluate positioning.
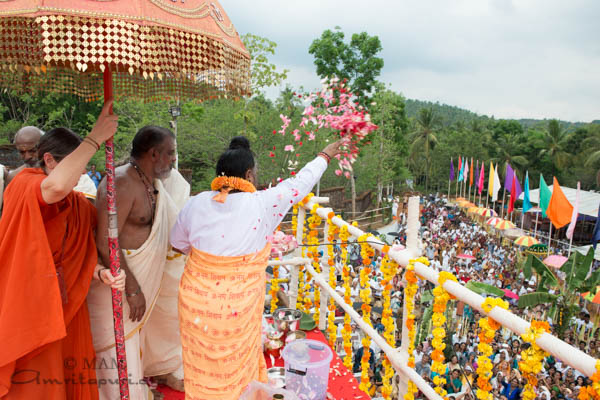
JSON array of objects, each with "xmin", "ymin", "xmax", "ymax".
[{"xmin": 14, "ymin": 126, "xmax": 42, "ymax": 166}]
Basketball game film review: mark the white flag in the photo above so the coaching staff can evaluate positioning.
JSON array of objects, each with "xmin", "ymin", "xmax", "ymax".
[
  {"xmin": 492, "ymin": 165, "xmax": 501, "ymax": 202},
  {"xmin": 566, "ymin": 182, "xmax": 580, "ymax": 240}
]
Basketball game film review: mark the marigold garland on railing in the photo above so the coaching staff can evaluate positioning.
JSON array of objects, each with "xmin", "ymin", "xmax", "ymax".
[
  {"xmin": 430, "ymin": 271, "xmax": 457, "ymax": 398},
  {"xmin": 476, "ymin": 297, "xmax": 509, "ymax": 400},
  {"xmin": 326, "ymin": 212, "xmax": 338, "ymax": 347},
  {"xmin": 402, "ymin": 257, "xmax": 427, "ymax": 400},
  {"xmin": 518, "ymin": 320, "xmax": 550, "ymax": 400},
  {"xmin": 339, "ymin": 223, "xmax": 353, "ymax": 369},
  {"xmin": 292, "ymin": 202, "xmax": 307, "ymax": 311},
  {"xmin": 270, "ymin": 262, "xmax": 280, "ymax": 313},
  {"xmin": 357, "ymin": 233, "xmax": 375, "ymax": 394},
  {"xmin": 307, "ymin": 202, "xmax": 322, "ymax": 323},
  {"xmin": 578, "ymin": 360, "xmax": 600, "ymax": 400}
]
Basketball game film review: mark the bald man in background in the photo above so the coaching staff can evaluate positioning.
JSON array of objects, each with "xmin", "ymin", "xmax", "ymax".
[{"xmin": 6, "ymin": 126, "xmax": 43, "ymax": 185}]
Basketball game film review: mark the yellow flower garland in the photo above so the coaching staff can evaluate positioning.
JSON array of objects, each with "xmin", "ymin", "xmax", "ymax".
[
  {"xmin": 519, "ymin": 320, "xmax": 550, "ymax": 400},
  {"xmin": 476, "ymin": 297, "xmax": 509, "ymax": 400},
  {"xmin": 430, "ymin": 271, "xmax": 457, "ymax": 397},
  {"xmin": 402, "ymin": 257, "xmax": 428, "ymax": 400},
  {"xmin": 270, "ymin": 262, "xmax": 280, "ymax": 313},
  {"xmin": 292, "ymin": 202, "xmax": 308, "ymax": 312},
  {"xmin": 326, "ymin": 212, "xmax": 338, "ymax": 347},
  {"xmin": 339, "ymin": 224, "xmax": 353, "ymax": 369},
  {"xmin": 578, "ymin": 360, "xmax": 600, "ymax": 400},
  {"xmin": 307, "ymin": 202, "xmax": 322, "ymax": 323},
  {"xmin": 357, "ymin": 233, "xmax": 374, "ymax": 394}
]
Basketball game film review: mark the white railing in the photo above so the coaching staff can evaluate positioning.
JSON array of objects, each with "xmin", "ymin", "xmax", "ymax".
[{"xmin": 272, "ymin": 195, "xmax": 599, "ymax": 399}]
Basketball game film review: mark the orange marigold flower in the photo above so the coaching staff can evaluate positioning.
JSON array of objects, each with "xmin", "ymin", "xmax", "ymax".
[
  {"xmin": 327, "ymin": 211, "xmax": 335, "ymax": 219},
  {"xmin": 382, "ymin": 245, "xmax": 390, "ymax": 253}
]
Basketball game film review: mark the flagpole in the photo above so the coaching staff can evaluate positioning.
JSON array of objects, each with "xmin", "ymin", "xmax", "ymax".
[
  {"xmin": 479, "ymin": 190, "xmax": 482, "ymax": 207},
  {"xmin": 534, "ymin": 211, "xmax": 539, "ymax": 238},
  {"xmin": 521, "ymin": 209, "xmax": 525, "ymax": 230},
  {"xmin": 548, "ymin": 223, "xmax": 553, "ymax": 256},
  {"xmin": 568, "ymin": 235, "xmax": 573, "ymax": 258},
  {"xmin": 448, "ymin": 179, "xmax": 451, "ymax": 200},
  {"xmin": 501, "ymin": 187, "xmax": 506, "ymax": 219}
]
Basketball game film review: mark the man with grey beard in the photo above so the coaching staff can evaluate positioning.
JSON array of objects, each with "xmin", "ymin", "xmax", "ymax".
[
  {"xmin": 87, "ymin": 125, "xmax": 188, "ymax": 399},
  {"xmin": 6, "ymin": 126, "xmax": 43, "ymax": 185}
]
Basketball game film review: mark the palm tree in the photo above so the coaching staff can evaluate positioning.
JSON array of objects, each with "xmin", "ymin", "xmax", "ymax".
[
  {"xmin": 409, "ymin": 108, "xmax": 440, "ymax": 191},
  {"xmin": 538, "ymin": 119, "xmax": 571, "ymax": 171},
  {"xmin": 491, "ymin": 133, "xmax": 529, "ymax": 172}
]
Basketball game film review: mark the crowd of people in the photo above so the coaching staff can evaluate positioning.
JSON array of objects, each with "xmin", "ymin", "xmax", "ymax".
[{"xmin": 318, "ymin": 196, "xmax": 600, "ymax": 399}]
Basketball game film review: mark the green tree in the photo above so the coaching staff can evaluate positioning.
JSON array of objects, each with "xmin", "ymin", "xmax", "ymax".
[
  {"xmin": 409, "ymin": 108, "xmax": 440, "ymax": 191},
  {"xmin": 308, "ymin": 27, "xmax": 383, "ymax": 106},
  {"xmin": 241, "ymin": 33, "xmax": 289, "ymax": 95},
  {"xmin": 537, "ymin": 119, "xmax": 571, "ymax": 173}
]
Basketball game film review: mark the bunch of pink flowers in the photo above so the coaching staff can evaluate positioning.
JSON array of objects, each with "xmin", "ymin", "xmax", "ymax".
[{"xmin": 272, "ymin": 77, "xmax": 378, "ymax": 178}]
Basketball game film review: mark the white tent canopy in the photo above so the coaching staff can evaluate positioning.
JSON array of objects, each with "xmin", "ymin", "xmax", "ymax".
[{"xmin": 519, "ymin": 185, "xmax": 600, "ymax": 218}]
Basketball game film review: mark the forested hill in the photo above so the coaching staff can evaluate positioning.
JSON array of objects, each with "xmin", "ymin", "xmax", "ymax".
[{"xmin": 404, "ymin": 98, "xmax": 594, "ymax": 129}]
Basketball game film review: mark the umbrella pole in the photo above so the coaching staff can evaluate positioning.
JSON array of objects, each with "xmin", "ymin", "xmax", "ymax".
[{"xmin": 103, "ymin": 67, "xmax": 130, "ymax": 400}]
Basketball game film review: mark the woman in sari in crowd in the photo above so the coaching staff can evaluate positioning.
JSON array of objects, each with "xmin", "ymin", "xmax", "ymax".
[
  {"xmin": 0, "ymin": 101, "xmax": 125, "ymax": 399},
  {"xmin": 170, "ymin": 136, "xmax": 345, "ymax": 399}
]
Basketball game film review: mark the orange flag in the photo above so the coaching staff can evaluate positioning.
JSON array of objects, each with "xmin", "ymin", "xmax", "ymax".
[
  {"xmin": 469, "ymin": 158, "xmax": 474, "ymax": 186},
  {"xmin": 546, "ymin": 177, "xmax": 574, "ymax": 229}
]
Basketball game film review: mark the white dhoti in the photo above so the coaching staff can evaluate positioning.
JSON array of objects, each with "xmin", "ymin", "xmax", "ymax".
[{"xmin": 88, "ymin": 171, "xmax": 189, "ymax": 400}]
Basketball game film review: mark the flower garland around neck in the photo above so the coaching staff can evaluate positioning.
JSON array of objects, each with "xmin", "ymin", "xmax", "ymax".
[
  {"xmin": 431, "ymin": 271, "xmax": 457, "ymax": 398},
  {"xmin": 210, "ymin": 176, "xmax": 256, "ymax": 203},
  {"xmin": 326, "ymin": 212, "xmax": 339, "ymax": 347},
  {"xmin": 357, "ymin": 233, "xmax": 375, "ymax": 394},
  {"xmin": 339, "ymin": 223, "xmax": 353, "ymax": 369},
  {"xmin": 307, "ymin": 201, "xmax": 322, "ymax": 323},
  {"xmin": 517, "ymin": 320, "xmax": 549, "ymax": 400},
  {"xmin": 476, "ymin": 297, "xmax": 509, "ymax": 400},
  {"xmin": 578, "ymin": 360, "xmax": 600, "ymax": 400},
  {"xmin": 402, "ymin": 257, "xmax": 427, "ymax": 400}
]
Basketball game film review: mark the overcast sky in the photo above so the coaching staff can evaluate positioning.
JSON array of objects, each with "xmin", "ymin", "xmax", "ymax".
[{"xmin": 224, "ymin": 0, "xmax": 599, "ymax": 122}]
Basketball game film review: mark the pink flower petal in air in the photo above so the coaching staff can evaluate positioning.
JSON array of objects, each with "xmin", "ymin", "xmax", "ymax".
[{"xmin": 335, "ymin": 169, "xmax": 342, "ymax": 176}]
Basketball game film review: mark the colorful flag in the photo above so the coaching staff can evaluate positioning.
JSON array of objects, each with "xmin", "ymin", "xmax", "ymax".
[
  {"xmin": 469, "ymin": 158, "xmax": 474, "ymax": 186},
  {"xmin": 458, "ymin": 157, "xmax": 464, "ymax": 182},
  {"xmin": 546, "ymin": 177, "xmax": 573, "ymax": 229},
  {"xmin": 566, "ymin": 182, "xmax": 580, "ymax": 240},
  {"xmin": 450, "ymin": 158, "xmax": 455, "ymax": 181},
  {"xmin": 507, "ymin": 172, "xmax": 516, "ymax": 214},
  {"xmin": 463, "ymin": 158, "xmax": 469, "ymax": 183},
  {"xmin": 504, "ymin": 163, "xmax": 523, "ymax": 199},
  {"xmin": 540, "ymin": 174, "xmax": 551, "ymax": 218},
  {"xmin": 474, "ymin": 160, "xmax": 479, "ymax": 184},
  {"xmin": 523, "ymin": 171, "xmax": 532, "ymax": 214},
  {"xmin": 492, "ymin": 164, "xmax": 501, "ymax": 202},
  {"xmin": 478, "ymin": 162, "xmax": 485, "ymax": 195},
  {"xmin": 488, "ymin": 162, "xmax": 494, "ymax": 197}
]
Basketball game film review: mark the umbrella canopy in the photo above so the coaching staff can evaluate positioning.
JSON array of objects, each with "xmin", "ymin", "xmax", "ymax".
[
  {"xmin": 526, "ymin": 243, "xmax": 548, "ymax": 256},
  {"xmin": 467, "ymin": 206, "xmax": 480, "ymax": 214},
  {"xmin": 478, "ymin": 208, "xmax": 498, "ymax": 217},
  {"xmin": 486, "ymin": 217, "xmax": 502, "ymax": 226},
  {"xmin": 514, "ymin": 236, "xmax": 539, "ymax": 247},
  {"xmin": 457, "ymin": 254, "xmax": 476, "ymax": 260},
  {"xmin": 543, "ymin": 255, "xmax": 569, "ymax": 269},
  {"xmin": 494, "ymin": 220, "xmax": 516, "ymax": 230},
  {"xmin": 582, "ymin": 287, "xmax": 600, "ymax": 304},
  {"xmin": 0, "ymin": 0, "xmax": 250, "ymax": 102},
  {"xmin": 502, "ymin": 228, "xmax": 524, "ymax": 239},
  {"xmin": 503, "ymin": 289, "xmax": 519, "ymax": 300}
]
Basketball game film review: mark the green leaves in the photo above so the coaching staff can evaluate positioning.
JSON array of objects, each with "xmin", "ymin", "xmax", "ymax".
[
  {"xmin": 241, "ymin": 33, "xmax": 289, "ymax": 94},
  {"xmin": 308, "ymin": 27, "xmax": 383, "ymax": 107},
  {"xmin": 517, "ymin": 292, "xmax": 558, "ymax": 309},
  {"xmin": 465, "ymin": 281, "xmax": 505, "ymax": 297}
]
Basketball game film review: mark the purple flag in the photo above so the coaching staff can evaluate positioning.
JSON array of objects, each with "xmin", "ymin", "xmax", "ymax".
[
  {"xmin": 504, "ymin": 163, "xmax": 522, "ymax": 198},
  {"xmin": 450, "ymin": 158, "xmax": 455, "ymax": 181}
]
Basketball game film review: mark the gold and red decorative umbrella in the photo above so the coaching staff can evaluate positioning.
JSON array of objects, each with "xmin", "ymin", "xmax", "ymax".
[
  {"xmin": 0, "ymin": 1, "xmax": 250, "ymax": 398},
  {"xmin": 477, "ymin": 208, "xmax": 498, "ymax": 217}
]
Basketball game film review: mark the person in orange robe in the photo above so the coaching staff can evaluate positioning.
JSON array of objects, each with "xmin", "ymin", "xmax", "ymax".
[{"xmin": 0, "ymin": 101, "xmax": 123, "ymax": 399}]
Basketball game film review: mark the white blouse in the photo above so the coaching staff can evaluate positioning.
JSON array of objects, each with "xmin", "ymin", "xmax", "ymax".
[{"xmin": 170, "ymin": 157, "xmax": 327, "ymax": 257}]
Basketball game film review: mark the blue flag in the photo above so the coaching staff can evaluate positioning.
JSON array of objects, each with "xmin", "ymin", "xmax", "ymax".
[
  {"xmin": 593, "ymin": 206, "xmax": 600, "ymax": 249},
  {"xmin": 458, "ymin": 157, "xmax": 464, "ymax": 182},
  {"xmin": 523, "ymin": 171, "xmax": 532, "ymax": 213}
]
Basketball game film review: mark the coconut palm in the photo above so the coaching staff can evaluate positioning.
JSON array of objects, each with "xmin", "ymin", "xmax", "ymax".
[
  {"xmin": 409, "ymin": 107, "xmax": 440, "ymax": 191},
  {"xmin": 538, "ymin": 119, "xmax": 571, "ymax": 171},
  {"xmin": 491, "ymin": 133, "xmax": 529, "ymax": 172}
]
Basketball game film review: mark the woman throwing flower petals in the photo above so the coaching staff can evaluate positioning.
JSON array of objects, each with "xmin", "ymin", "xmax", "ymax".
[{"xmin": 170, "ymin": 135, "xmax": 346, "ymax": 399}]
